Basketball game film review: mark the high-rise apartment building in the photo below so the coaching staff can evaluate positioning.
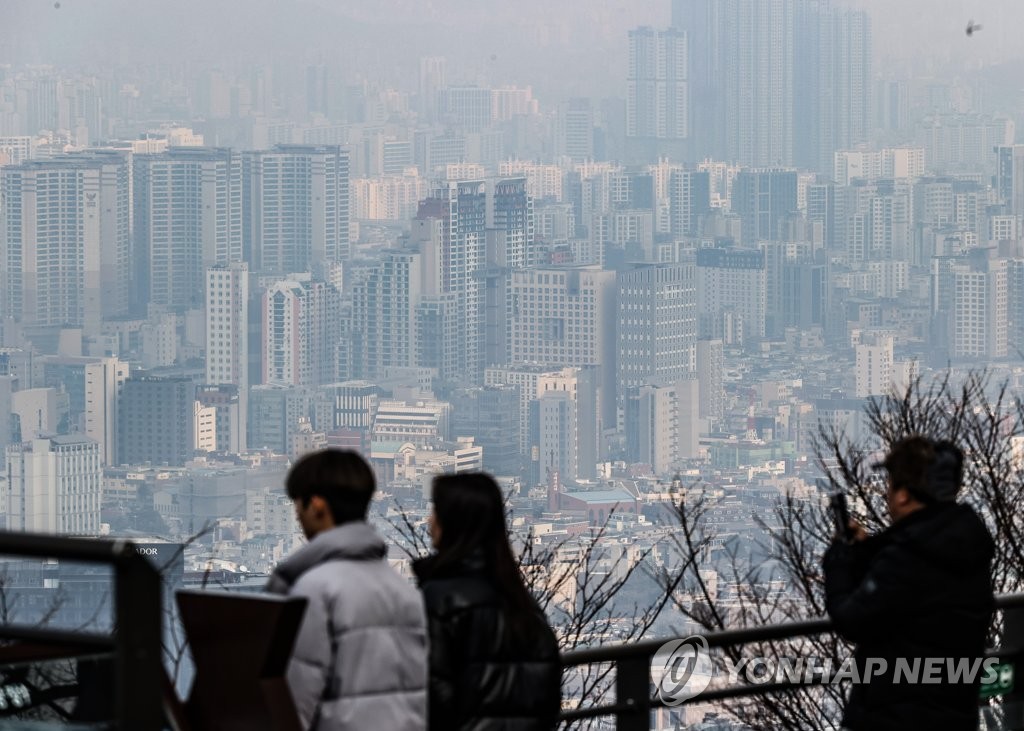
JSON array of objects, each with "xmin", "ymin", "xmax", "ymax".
[
  {"xmin": 414, "ymin": 178, "xmax": 532, "ymax": 383},
  {"xmin": 262, "ymin": 275, "xmax": 341, "ymax": 387},
  {"xmin": 243, "ymin": 144, "xmax": 350, "ymax": 272},
  {"xmin": 794, "ymin": 3, "xmax": 872, "ymax": 172},
  {"xmin": 415, "ymin": 180, "xmax": 485, "ymax": 382},
  {"xmin": 485, "ymin": 364, "xmax": 566, "ymax": 458},
  {"xmin": 206, "ymin": 262, "xmax": 249, "ymax": 451},
  {"xmin": 625, "ymin": 380, "xmax": 700, "ymax": 474},
  {"xmin": 669, "ymin": 169, "xmax": 711, "ymax": 238},
  {"xmin": 626, "ymin": 26, "xmax": 688, "ymax": 162},
  {"xmin": 839, "ymin": 179, "xmax": 913, "ymax": 263},
  {"xmin": 196, "ymin": 384, "xmax": 244, "ymax": 455},
  {"xmin": 528, "ymin": 367, "xmax": 599, "ymax": 484},
  {"xmin": 673, "ymin": 0, "xmax": 871, "ymax": 169},
  {"xmin": 6, "ymin": 436, "xmax": 101, "ymax": 534},
  {"xmin": 807, "ymin": 181, "xmax": 837, "ymax": 250},
  {"xmin": 855, "ymin": 332, "xmax": 895, "ymax": 398},
  {"xmin": 487, "ymin": 177, "xmax": 535, "ymax": 270},
  {"xmin": 696, "ymin": 338, "xmax": 725, "ymax": 424},
  {"xmin": 351, "ymin": 250, "xmax": 423, "ymax": 380},
  {"xmin": 995, "ymin": 145, "xmax": 1024, "ymax": 216},
  {"xmin": 84, "ymin": 357, "xmax": 129, "ymax": 466},
  {"xmin": 0, "ymin": 137, "xmax": 35, "ymax": 165},
  {"xmin": 932, "ymin": 251, "xmax": 1009, "ymax": 361},
  {"xmin": 1, "ymin": 152, "xmax": 130, "ymax": 334},
  {"xmin": 720, "ymin": 0, "xmax": 794, "ymax": 168},
  {"xmin": 835, "ymin": 147, "xmax": 925, "ymax": 186},
  {"xmin": 133, "ymin": 147, "xmax": 242, "ymax": 312}
]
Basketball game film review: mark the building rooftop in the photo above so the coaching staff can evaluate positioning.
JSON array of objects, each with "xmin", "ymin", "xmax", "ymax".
[{"xmin": 562, "ymin": 489, "xmax": 638, "ymax": 504}]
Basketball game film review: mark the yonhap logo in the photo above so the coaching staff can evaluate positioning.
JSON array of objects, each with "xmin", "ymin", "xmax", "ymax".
[{"xmin": 652, "ymin": 635, "xmax": 714, "ymax": 705}]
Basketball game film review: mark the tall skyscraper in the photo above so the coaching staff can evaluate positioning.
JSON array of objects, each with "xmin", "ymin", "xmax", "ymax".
[
  {"xmin": 696, "ymin": 338, "xmax": 725, "ymax": 424},
  {"xmin": 625, "ymin": 381, "xmax": 699, "ymax": 474},
  {"xmin": 243, "ymin": 144, "xmax": 350, "ymax": 272},
  {"xmin": 697, "ymin": 247, "xmax": 767, "ymax": 345},
  {"xmin": 487, "ymin": 177, "xmax": 535, "ymax": 270},
  {"xmin": 995, "ymin": 145, "xmax": 1024, "ymax": 216},
  {"xmin": 669, "ymin": 169, "xmax": 711, "ymax": 237},
  {"xmin": 673, "ymin": 0, "xmax": 870, "ymax": 169},
  {"xmin": 932, "ymin": 251, "xmax": 1009, "ymax": 362},
  {"xmin": 6, "ymin": 436, "xmax": 101, "ymax": 534},
  {"xmin": 438, "ymin": 87, "xmax": 493, "ymax": 133},
  {"xmin": 721, "ymin": 0, "xmax": 794, "ymax": 168},
  {"xmin": 794, "ymin": 2, "xmax": 872, "ymax": 172},
  {"xmin": 118, "ymin": 376, "xmax": 197, "ymax": 467},
  {"xmin": 672, "ymin": 0, "xmax": 723, "ymax": 160},
  {"xmin": 556, "ymin": 99, "xmax": 595, "ymax": 162},
  {"xmin": 418, "ymin": 57, "xmax": 447, "ymax": 122},
  {"xmin": 507, "ymin": 266, "xmax": 617, "ymax": 428},
  {"xmin": 1, "ymin": 152, "xmax": 130, "ymax": 334},
  {"xmin": 626, "ymin": 26, "xmax": 688, "ymax": 162},
  {"xmin": 528, "ymin": 367, "xmax": 599, "ymax": 484},
  {"xmin": 305, "ymin": 64, "xmax": 329, "ymax": 117},
  {"xmin": 351, "ymin": 249, "xmax": 423, "ymax": 380},
  {"xmin": 415, "ymin": 180, "xmax": 485, "ymax": 382},
  {"xmin": 133, "ymin": 148, "xmax": 242, "ymax": 312},
  {"xmin": 84, "ymin": 357, "xmax": 129, "ymax": 466},
  {"xmin": 451, "ymin": 385, "xmax": 521, "ymax": 477},
  {"xmin": 206, "ymin": 262, "xmax": 249, "ymax": 451},
  {"xmin": 732, "ymin": 169, "xmax": 799, "ymax": 244},
  {"xmin": 839, "ymin": 179, "xmax": 913, "ymax": 263},
  {"xmin": 617, "ymin": 263, "xmax": 698, "ymax": 393},
  {"xmin": 262, "ymin": 275, "xmax": 341, "ymax": 387}
]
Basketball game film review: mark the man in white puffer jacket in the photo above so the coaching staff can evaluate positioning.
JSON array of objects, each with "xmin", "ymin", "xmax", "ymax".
[{"xmin": 267, "ymin": 449, "xmax": 427, "ymax": 731}]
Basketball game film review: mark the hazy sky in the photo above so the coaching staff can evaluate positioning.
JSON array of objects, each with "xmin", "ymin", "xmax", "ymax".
[{"xmin": 2, "ymin": 0, "xmax": 1023, "ymax": 97}]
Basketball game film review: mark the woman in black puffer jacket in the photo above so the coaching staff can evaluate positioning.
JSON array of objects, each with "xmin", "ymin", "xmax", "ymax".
[{"xmin": 413, "ymin": 473, "xmax": 561, "ymax": 731}]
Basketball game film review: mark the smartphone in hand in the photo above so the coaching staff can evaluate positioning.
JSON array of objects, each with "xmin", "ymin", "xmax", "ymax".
[{"xmin": 829, "ymin": 491, "xmax": 853, "ymax": 542}]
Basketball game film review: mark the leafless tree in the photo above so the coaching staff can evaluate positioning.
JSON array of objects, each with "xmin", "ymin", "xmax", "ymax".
[{"xmin": 655, "ymin": 370, "xmax": 1023, "ymax": 730}]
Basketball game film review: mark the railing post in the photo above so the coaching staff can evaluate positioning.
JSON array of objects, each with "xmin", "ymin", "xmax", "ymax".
[
  {"xmin": 114, "ymin": 550, "xmax": 163, "ymax": 729},
  {"xmin": 1000, "ymin": 604, "xmax": 1024, "ymax": 731},
  {"xmin": 616, "ymin": 655, "xmax": 651, "ymax": 731}
]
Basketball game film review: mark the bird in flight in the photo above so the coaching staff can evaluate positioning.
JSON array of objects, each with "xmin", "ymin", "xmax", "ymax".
[{"xmin": 966, "ymin": 19, "xmax": 982, "ymax": 36}]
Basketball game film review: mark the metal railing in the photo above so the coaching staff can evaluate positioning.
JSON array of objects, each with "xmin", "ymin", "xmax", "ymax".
[
  {"xmin": 0, "ymin": 530, "xmax": 1020, "ymax": 731},
  {"xmin": 0, "ymin": 531, "xmax": 163, "ymax": 729},
  {"xmin": 559, "ymin": 593, "xmax": 1024, "ymax": 730}
]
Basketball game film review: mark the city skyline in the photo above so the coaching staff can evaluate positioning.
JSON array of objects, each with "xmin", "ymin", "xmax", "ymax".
[{"xmin": 2, "ymin": 3, "xmax": 1024, "ymax": 724}]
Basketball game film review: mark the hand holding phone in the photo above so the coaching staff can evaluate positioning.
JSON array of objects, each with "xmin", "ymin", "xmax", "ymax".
[{"xmin": 829, "ymin": 491, "xmax": 854, "ymax": 543}]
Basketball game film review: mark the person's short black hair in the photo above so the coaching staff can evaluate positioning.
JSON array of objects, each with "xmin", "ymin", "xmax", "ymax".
[
  {"xmin": 285, "ymin": 449, "xmax": 375, "ymax": 524},
  {"xmin": 878, "ymin": 435, "xmax": 935, "ymax": 501},
  {"xmin": 876, "ymin": 436, "xmax": 965, "ymax": 504}
]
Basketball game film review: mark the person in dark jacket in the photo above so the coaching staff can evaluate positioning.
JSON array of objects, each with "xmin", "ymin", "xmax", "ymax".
[
  {"xmin": 413, "ymin": 472, "xmax": 561, "ymax": 731},
  {"xmin": 824, "ymin": 436, "xmax": 994, "ymax": 731}
]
